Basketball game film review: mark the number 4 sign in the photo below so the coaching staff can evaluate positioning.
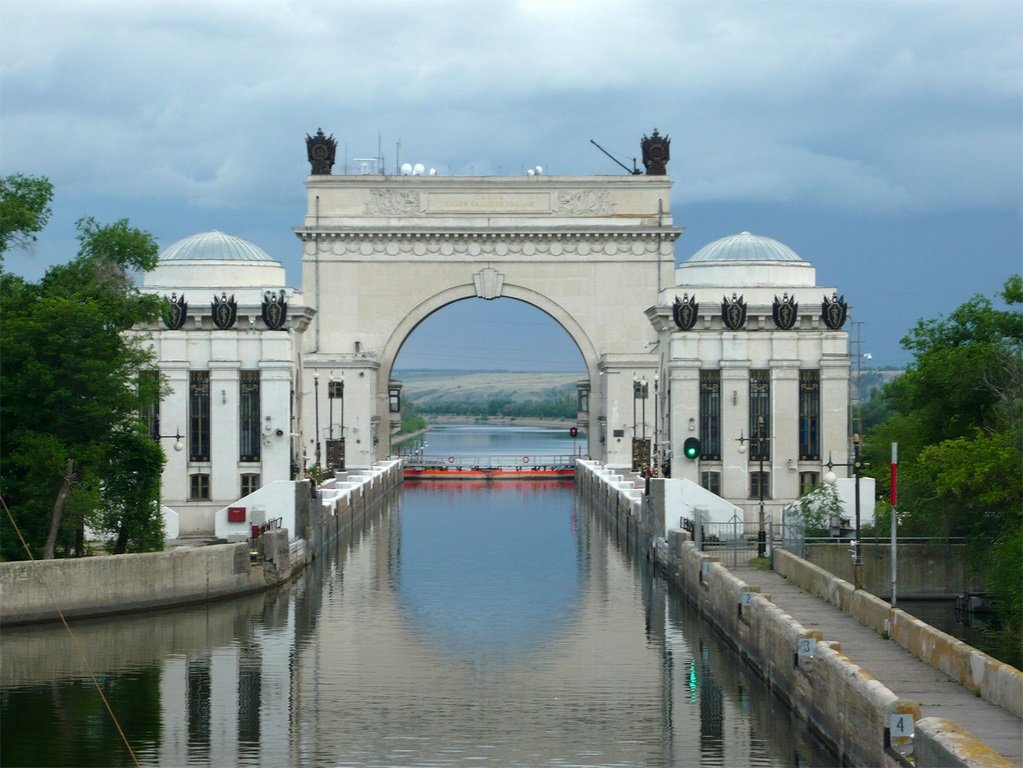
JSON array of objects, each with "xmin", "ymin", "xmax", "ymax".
[{"xmin": 890, "ymin": 713, "xmax": 914, "ymax": 751}]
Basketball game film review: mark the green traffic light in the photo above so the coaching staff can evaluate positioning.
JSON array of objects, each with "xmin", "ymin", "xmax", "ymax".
[{"xmin": 683, "ymin": 436, "xmax": 701, "ymax": 460}]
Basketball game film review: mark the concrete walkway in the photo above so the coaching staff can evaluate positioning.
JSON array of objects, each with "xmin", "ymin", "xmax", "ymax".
[{"xmin": 733, "ymin": 566, "xmax": 1023, "ymax": 766}]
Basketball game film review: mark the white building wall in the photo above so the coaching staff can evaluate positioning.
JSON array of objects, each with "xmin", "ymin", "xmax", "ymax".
[
  {"xmin": 135, "ymin": 249, "xmax": 311, "ymax": 537},
  {"xmin": 653, "ymin": 260, "xmax": 851, "ymax": 520}
]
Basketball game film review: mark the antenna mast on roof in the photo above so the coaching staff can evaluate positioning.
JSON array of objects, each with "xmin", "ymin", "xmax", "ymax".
[{"xmin": 590, "ymin": 139, "xmax": 641, "ymax": 175}]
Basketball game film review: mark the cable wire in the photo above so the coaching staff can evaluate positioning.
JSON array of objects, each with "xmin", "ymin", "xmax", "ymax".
[{"xmin": 1, "ymin": 494, "xmax": 141, "ymax": 768}]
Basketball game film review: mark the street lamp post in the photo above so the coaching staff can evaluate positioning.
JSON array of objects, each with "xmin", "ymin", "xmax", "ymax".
[
  {"xmin": 736, "ymin": 415, "xmax": 767, "ymax": 557},
  {"xmin": 325, "ymin": 375, "xmax": 346, "ymax": 471},
  {"xmin": 824, "ymin": 433, "xmax": 864, "ymax": 588},
  {"xmin": 157, "ymin": 430, "xmax": 185, "ymax": 453},
  {"xmin": 329, "ymin": 374, "xmax": 335, "ymax": 440},
  {"xmin": 313, "ymin": 371, "xmax": 321, "ymax": 466}
]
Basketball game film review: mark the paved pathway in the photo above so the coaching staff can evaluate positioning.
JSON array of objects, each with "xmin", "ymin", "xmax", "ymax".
[{"xmin": 733, "ymin": 566, "xmax": 1023, "ymax": 766}]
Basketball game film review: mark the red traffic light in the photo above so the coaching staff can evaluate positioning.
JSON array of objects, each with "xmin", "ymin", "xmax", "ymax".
[{"xmin": 569, "ymin": 427, "xmax": 578, "ymax": 437}]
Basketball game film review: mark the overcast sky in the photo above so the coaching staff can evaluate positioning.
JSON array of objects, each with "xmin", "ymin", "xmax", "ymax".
[{"xmin": 2, "ymin": 0, "xmax": 1019, "ymax": 371}]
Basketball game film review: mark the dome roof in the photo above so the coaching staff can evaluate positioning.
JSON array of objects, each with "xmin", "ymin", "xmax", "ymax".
[
  {"xmin": 159, "ymin": 231, "xmax": 274, "ymax": 263},
  {"xmin": 688, "ymin": 231, "xmax": 804, "ymax": 263}
]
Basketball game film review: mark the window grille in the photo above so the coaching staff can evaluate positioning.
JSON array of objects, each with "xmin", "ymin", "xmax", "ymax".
[
  {"xmin": 749, "ymin": 370, "xmax": 770, "ymax": 461},
  {"xmin": 239, "ymin": 371, "xmax": 260, "ymax": 462},
  {"xmin": 699, "ymin": 370, "xmax": 721, "ymax": 460},
  {"xmin": 799, "ymin": 370, "xmax": 820, "ymax": 461},
  {"xmin": 189, "ymin": 371, "xmax": 210, "ymax": 462}
]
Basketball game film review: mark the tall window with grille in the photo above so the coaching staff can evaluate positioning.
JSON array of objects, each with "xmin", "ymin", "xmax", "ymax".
[
  {"xmin": 139, "ymin": 369, "xmax": 160, "ymax": 440},
  {"xmin": 699, "ymin": 370, "xmax": 721, "ymax": 460},
  {"xmin": 239, "ymin": 371, "xmax": 260, "ymax": 462},
  {"xmin": 799, "ymin": 369, "xmax": 820, "ymax": 461},
  {"xmin": 749, "ymin": 370, "xmax": 770, "ymax": 461},
  {"xmin": 189, "ymin": 371, "xmax": 210, "ymax": 462}
]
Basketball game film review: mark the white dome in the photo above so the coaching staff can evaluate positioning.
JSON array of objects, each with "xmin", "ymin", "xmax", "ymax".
[
  {"xmin": 688, "ymin": 232, "xmax": 804, "ymax": 263},
  {"xmin": 160, "ymin": 231, "xmax": 274, "ymax": 263}
]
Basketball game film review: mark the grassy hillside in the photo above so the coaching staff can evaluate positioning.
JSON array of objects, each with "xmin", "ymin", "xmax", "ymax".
[{"xmin": 394, "ymin": 370, "xmax": 581, "ymax": 406}]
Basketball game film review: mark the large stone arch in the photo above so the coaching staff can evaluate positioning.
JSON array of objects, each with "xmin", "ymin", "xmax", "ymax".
[
  {"xmin": 380, "ymin": 284, "xmax": 599, "ymax": 375},
  {"xmin": 297, "ymin": 173, "xmax": 681, "ymax": 468},
  {"xmin": 378, "ymin": 283, "xmax": 602, "ymax": 455}
]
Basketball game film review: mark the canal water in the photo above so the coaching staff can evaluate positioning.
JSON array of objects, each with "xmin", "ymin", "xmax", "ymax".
[{"xmin": 1, "ymin": 426, "xmax": 840, "ymax": 767}]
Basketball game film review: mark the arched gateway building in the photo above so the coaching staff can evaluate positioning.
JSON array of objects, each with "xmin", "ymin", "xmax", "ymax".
[{"xmin": 136, "ymin": 131, "xmax": 851, "ymax": 536}]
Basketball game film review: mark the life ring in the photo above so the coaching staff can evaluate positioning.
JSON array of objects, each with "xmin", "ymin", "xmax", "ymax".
[
  {"xmin": 448, "ymin": 456, "xmax": 455, "ymax": 464},
  {"xmin": 522, "ymin": 456, "xmax": 530, "ymax": 464}
]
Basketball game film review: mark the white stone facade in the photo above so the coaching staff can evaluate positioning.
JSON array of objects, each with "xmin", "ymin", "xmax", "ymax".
[
  {"xmin": 297, "ymin": 174, "xmax": 680, "ymax": 469},
  {"xmin": 134, "ymin": 234, "xmax": 313, "ymax": 535},
  {"xmin": 136, "ymin": 176, "xmax": 850, "ymax": 535},
  {"xmin": 649, "ymin": 233, "xmax": 851, "ymax": 528}
]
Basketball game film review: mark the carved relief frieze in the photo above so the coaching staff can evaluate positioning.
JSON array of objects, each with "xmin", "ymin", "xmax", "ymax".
[
  {"xmin": 304, "ymin": 231, "xmax": 659, "ymax": 259},
  {"xmin": 555, "ymin": 190, "xmax": 615, "ymax": 216},
  {"xmin": 364, "ymin": 190, "xmax": 424, "ymax": 216}
]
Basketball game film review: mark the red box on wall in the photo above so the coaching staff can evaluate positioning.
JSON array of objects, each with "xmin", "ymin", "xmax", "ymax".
[{"xmin": 227, "ymin": 506, "xmax": 246, "ymax": 523}]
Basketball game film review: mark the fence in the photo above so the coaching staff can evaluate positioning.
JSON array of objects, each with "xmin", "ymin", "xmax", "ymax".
[
  {"xmin": 681, "ymin": 511, "xmax": 770, "ymax": 568},
  {"xmin": 403, "ymin": 453, "xmax": 578, "ymax": 470}
]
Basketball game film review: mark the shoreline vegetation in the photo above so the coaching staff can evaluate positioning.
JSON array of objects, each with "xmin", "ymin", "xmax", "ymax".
[{"xmin": 392, "ymin": 415, "xmax": 578, "ymax": 448}]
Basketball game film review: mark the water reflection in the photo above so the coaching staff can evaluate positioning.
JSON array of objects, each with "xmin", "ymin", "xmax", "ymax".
[
  {"xmin": 1, "ymin": 482, "xmax": 839, "ymax": 767},
  {"xmin": 396, "ymin": 481, "xmax": 582, "ymax": 661}
]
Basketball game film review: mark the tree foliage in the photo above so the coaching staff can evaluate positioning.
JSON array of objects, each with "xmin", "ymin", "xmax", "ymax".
[
  {"xmin": 0, "ymin": 183, "xmax": 166, "ymax": 559},
  {"xmin": 792, "ymin": 483, "xmax": 844, "ymax": 537},
  {"xmin": 415, "ymin": 394, "xmax": 576, "ymax": 420},
  {"xmin": 863, "ymin": 276, "xmax": 1022, "ymax": 643},
  {"xmin": 0, "ymin": 173, "xmax": 53, "ymax": 260}
]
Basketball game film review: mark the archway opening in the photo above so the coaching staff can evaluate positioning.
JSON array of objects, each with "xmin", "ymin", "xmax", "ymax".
[
  {"xmin": 394, "ymin": 297, "xmax": 585, "ymax": 373},
  {"xmin": 391, "ymin": 297, "xmax": 587, "ymax": 457}
]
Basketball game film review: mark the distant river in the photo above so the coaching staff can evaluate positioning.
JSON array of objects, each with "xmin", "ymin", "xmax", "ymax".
[
  {"xmin": 400, "ymin": 423, "xmax": 584, "ymax": 465},
  {"xmin": 1, "ymin": 425, "xmax": 840, "ymax": 767}
]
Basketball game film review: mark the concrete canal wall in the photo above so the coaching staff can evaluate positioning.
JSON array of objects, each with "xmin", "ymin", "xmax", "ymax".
[
  {"xmin": 576, "ymin": 459, "xmax": 1020, "ymax": 768},
  {"xmin": 774, "ymin": 547, "xmax": 1023, "ymax": 719},
  {"xmin": 0, "ymin": 460, "xmax": 401, "ymax": 626},
  {"xmin": 803, "ymin": 541, "xmax": 986, "ymax": 599}
]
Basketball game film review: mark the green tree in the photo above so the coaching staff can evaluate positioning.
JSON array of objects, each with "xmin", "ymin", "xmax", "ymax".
[
  {"xmin": 0, "ymin": 173, "xmax": 53, "ymax": 261},
  {"xmin": 1, "ymin": 208, "xmax": 166, "ymax": 559},
  {"xmin": 864, "ymin": 276, "xmax": 1022, "ymax": 648}
]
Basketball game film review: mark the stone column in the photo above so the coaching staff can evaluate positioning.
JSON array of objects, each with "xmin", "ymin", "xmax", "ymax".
[
  {"xmin": 160, "ymin": 362, "xmax": 191, "ymax": 508},
  {"xmin": 209, "ymin": 361, "xmax": 241, "ymax": 503},
  {"xmin": 668, "ymin": 360, "xmax": 701, "ymax": 482},
  {"xmin": 720, "ymin": 358, "xmax": 752, "ymax": 520},
  {"xmin": 260, "ymin": 361, "xmax": 294, "ymax": 484},
  {"xmin": 771, "ymin": 360, "xmax": 800, "ymax": 510}
]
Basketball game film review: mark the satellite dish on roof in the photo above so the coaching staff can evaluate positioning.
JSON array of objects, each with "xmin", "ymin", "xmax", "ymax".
[
  {"xmin": 429, "ymin": 168, "xmax": 436, "ymax": 175},
  {"xmin": 413, "ymin": 163, "xmax": 425, "ymax": 176},
  {"xmin": 401, "ymin": 162, "xmax": 412, "ymax": 175}
]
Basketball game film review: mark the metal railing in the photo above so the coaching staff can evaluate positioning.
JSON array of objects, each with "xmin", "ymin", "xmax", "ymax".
[
  {"xmin": 403, "ymin": 454, "xmax": 578, "ymax": 470},
  {"xmin": 682, "ymin": 512, "xmax": 771, "ymax": 568}
]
